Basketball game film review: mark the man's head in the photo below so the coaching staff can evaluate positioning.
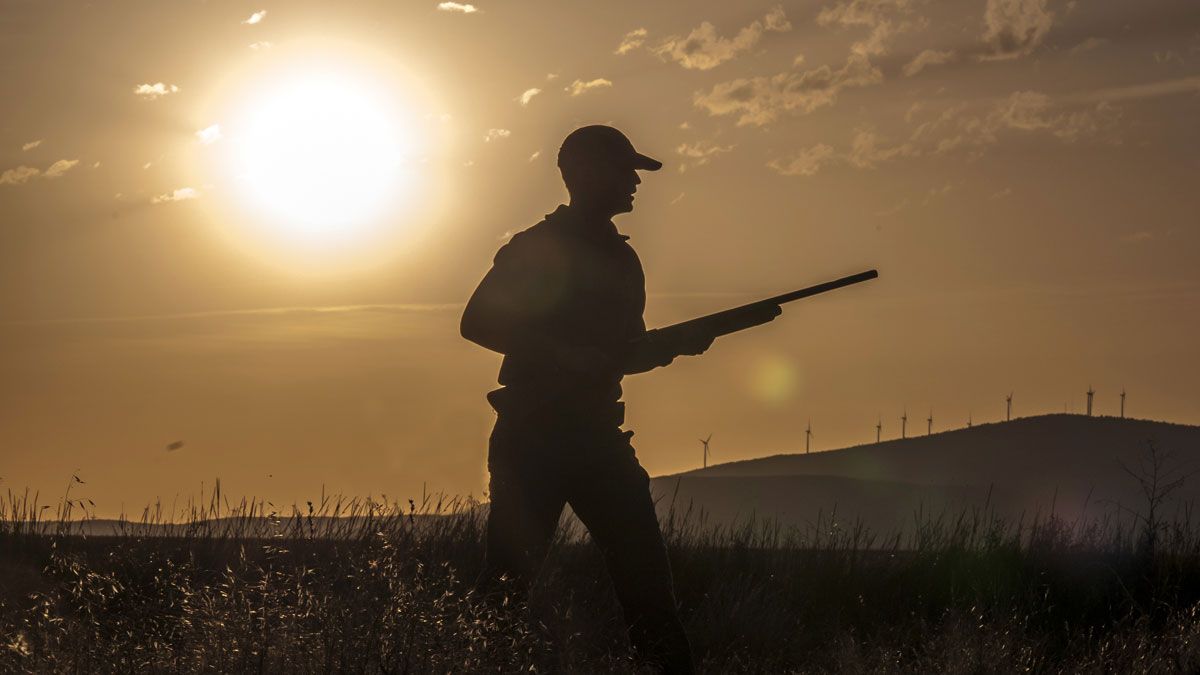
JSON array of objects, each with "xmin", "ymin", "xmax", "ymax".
[{"xmin": 558, "ymin": 125, "xmax": 661, "ymax": 218}]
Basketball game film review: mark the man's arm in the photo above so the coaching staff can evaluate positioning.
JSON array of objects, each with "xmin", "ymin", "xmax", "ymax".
[
  {"xmin": 620, "ymin": 304, "xmax": 782, "ymax": 375},
  {"xmin": 460, "ymin": 235, "xmax": 620, "ymax": 375}
]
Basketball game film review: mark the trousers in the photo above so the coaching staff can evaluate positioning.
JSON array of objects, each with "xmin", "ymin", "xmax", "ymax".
[{"xmin": 480, "ymin": 403, "xmax": 694, "ymax": 674}]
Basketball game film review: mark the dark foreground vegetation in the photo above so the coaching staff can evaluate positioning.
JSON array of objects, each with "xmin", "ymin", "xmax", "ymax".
[{"xmin": 3, "ymin": 482, "xmax": 1200, "ymax": 674}]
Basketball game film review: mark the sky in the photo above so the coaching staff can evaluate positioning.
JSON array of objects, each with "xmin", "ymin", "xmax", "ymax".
[{"xmin": 2, "ymin": 0, "xmax": 1198, "ymax": 517}]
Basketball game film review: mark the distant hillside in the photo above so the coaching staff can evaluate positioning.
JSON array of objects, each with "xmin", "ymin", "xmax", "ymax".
[{"xmin": 650, "ymin": 415, "xmax": 1200, "ymax": 535}]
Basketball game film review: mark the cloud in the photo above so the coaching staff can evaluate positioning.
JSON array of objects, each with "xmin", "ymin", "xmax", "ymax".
[
  {"xmin": 816, "ymin": 0, "xmax": 913, "ymax": 28},
  {"xmin": 21, "ymin": 140, "xmax": 42, "ymax": 151},
  {"xmin": 874, "ymin": 198, "xmax": 909, "ymax": 216},
  {"xmin": 517, "ymin": 87, "xmax": 541, "ymax": 106},
  {"xmin": 0, "ymin": 159, "xmax": 79, "ymax": 185},
  {"xmin": 694, "ymin": 54, "xmax": 882, "ymax": 126},
  {"xmin": 43, "ymin": 159, "xmax": 79, "ymax": 178},
  {"xmin": 1153, "ymin": 51, "xmax": 1185, "ymax": 66},
  {"xmin": 654, "ymin": 6, "xmax": 791, "ymax": 70},
  {"xmin": 615, "ymin": 28, "xmax": 648, "ymax": 55},
  {"xmin": 767, "ymin": 143, "xmax": 836, "ymax": 176},
  {"xmin": 846, "ymin": 129, "xmax": 916, "ymax": 168},
  {"xmin": 566, "ymin": 78, "xmax": 613, "ymax": 96},
  {"xmin": 483, "ymin": 128, "xmax": 511, "ymax": 142},
  {"xmin": 903, "ymin": 49, "xmax": 954, "ymax": 76},
  {"xmin": 528, "ymin": 151, "xmax": 540, "ymax": 162},
  {"xmin": 910, "ymin": 91, "xmax": 1121, "ymax": 155},
  {"xmin": 151, "ymin": 187, "xmax": 200, "ymax": 204},
  {"xmin": 195, "ymin": 124, "xmax": 222, "ymax": 145},
  {"xmin": 1120, "ymin": 231, "xmax": 1154, "ymax": 244},
  {"xmin": 1051, "ymin": 101, "xmax": 1121, "ymax": 143},
  {"xmin": 817, "ymin": 0, "xmax": 924, "ymax": 58},
  {"xmin": 922, "ymin": 182, "xmax": 956, "ymax": 204},
  {"xmin": 1069, "ymin": 37, "xmax": 1108, "ymax": 55},
  {"xmin": 133, "ymin": 83, "xmax": 180, "ymax": 99},
  {"xmin": 0, "ymin": 166, "xmax": 40, "ymax": 185},
  {"xmin": 768, "ymin": 128, "xmax": 914, "ymax": 177},
  {"xmin": 3, "ymin": 302, "xmax": 461, "ymax": 327},
  {"xmin": 242, "ymin": 10, "xmax": 267, "ymax": 25},
  {"xmin": 770, "ymin": 88, "xmax": 1121, "ymax": 177},
  {"xmin": 991, "ymin": 90, "xmax": 1053, "ymax": 131},
  {"xmin": 981, "ymin": 0, "xmax": 1053, "ymax": 60},
  {"xmin": 437, "ymin": 2, "xmax": 478, "ymax": 13},
  {"xmin": 1072, "ymin": 76, "xmax": 1200, "ymax": 104},
  {"xmin": 675, "ymin": 140, "xmax": 733, "ymax": 169},
  {"xmin": 248, "ymin": 41, "xmax": 274, "ymax": 51}
]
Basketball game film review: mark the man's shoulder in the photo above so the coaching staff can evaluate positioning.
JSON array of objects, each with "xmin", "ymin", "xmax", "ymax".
[
  {"xmin": 493, "ymin": 211, "xmax": 571, "ymax": 263},
  {"xmin": 494, "ymin": 206, "xmax": 583, "ymax": 255}
]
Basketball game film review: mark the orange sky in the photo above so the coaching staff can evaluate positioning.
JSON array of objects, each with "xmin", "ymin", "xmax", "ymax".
[{"xmin": 2, "ymin": 0, "xmax": 1198, "ymax": 517}]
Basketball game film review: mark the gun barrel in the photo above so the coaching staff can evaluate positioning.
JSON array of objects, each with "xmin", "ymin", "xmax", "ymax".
[
  {"xmin": 653, "ymin": 268, "xmax": 879, "ymax": 342},
  {"xmin": 762, "ymin": 269, "xmax": 878, "ymax": 307}
]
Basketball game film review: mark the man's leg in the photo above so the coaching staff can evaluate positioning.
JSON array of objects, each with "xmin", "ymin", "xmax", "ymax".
[
  {"xmin": 478, "ymin": 418, "xmax": 567, "ymax": 600},
  {"xmin": 567, "ymin": 429, "xmax": 694, "ymax": 674}
]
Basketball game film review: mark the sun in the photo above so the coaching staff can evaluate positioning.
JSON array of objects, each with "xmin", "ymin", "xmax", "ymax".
[
  {"xmin": 229, "ymin": 70, "xmax": 414, "ymax": 240},
  {"xmin": 196, "ymin": 40, "xmax": 445, "ymax": 271}
]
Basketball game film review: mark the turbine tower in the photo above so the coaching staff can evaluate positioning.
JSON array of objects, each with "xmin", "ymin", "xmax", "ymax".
[
  {"xmin": 1121, "ymin": 388, "xmax": 1126, "ymax": 418},
  {"xmin": 1086, "ymin": 386, "xmax": 1095, "ymax": 416},
  {"xmin": 875, "ymin": 418, "xmax": 882, "ymax": 443},
  {"xmin": 805, "ymin": 420, "xmax": 813, "ymax": 454},
  {"xmin": 700, "ymin": 434, "xmax": 712, "ymax": 469},
  {"xmin": 1006, "ymin": 392, "xmax": 1013, "ymax": 422},
  {"xmin": 927, "ymin": 410, "xmax": 933, "ymax": 436},
  {"xmin": 901, "ymin": 409, "xmax": 908, "ymax": 439},
  {"xmin": 967, "ymin": 411, "xmax": 973, "ymax": 428}
]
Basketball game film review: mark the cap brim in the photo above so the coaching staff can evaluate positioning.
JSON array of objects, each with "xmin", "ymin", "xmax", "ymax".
[{"xmin": 632, "ymin": 153, "xmax": 663, "ymax": 171}]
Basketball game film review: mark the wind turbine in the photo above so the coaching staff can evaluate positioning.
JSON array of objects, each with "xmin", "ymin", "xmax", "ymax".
[
  {"xmin": 1121, "ymin": 388, "xmax": 1126, "ymax": 418},
  {"xmin": 805, "ymin": 420, "xmax": 813, "ymax": 454},
  {"xmin": 1086, "ymin": 386, "xmax": 1095, "ymax": 417},
  {"xmin": 927, "ymin": 410, "xmax": 933, "ymax": 436},
  {"xmin": 875, "ymin": 418, "xmax": 882, "ymax": 443},
  {"xmin": 901, "ymin": 409, "xmax": 908, "ymax": 439},
  {"xmin": 967, "ymin": 411, "xmax": 973, "ymax": 428},
  {"xmin": 700, "ymin": 434, "xmax": 712, "ymax": 469},
  {"xmin": 1006, "ymin": 392, "xmax": 1013, "ymax": 422}
]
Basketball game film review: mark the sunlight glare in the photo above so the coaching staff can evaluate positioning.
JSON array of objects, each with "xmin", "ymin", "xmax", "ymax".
[{"xmin": 229, "ymin": 70, "xmax": 415, "ymax": 241}]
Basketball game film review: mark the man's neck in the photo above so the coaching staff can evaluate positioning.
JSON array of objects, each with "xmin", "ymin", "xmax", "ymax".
[
  {"xmin": 557, "ymin": 203, "xmax": 623, "ymax": 241},
  {"xmin": 565, "ymin": 199, "xmax": 619, "ymax": 223}
]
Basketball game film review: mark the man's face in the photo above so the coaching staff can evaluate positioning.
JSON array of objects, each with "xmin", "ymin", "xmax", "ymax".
[
  {"xmin": 570, "ymin": 162, "xmax": 643, "ymax": 217},
  {"xmin": 607, "ymin": 164, "xmax": 642, "ymax": 215}
]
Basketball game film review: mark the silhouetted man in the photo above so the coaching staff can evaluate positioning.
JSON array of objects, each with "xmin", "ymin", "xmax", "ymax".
[{"xmin": 460, "ymin": 125, "xmax": 778, "ymax": 674}]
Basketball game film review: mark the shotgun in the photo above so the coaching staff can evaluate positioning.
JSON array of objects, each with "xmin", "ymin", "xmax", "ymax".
[{"xmin": 648, "ymin": 269, "xmax": 879, "ymax": 344}]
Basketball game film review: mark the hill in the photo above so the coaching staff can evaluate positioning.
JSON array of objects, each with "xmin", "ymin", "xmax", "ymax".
[{"xmin": 650, "ymin": 414, "xmax": 1200, "ymax": 535}]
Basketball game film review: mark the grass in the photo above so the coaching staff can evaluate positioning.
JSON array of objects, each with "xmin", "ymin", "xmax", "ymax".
[{"xmin": 3, "ymin": 474, "xmax": 1200, "ymax": 673}]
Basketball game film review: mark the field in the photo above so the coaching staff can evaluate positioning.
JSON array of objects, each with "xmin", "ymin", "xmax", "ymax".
[{"xmin": 4, "ymin": 476, "xmax": 1200, "ymax": 674}]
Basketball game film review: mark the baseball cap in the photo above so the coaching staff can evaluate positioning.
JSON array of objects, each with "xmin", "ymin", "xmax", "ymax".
[{"xmin": 557, "ymin": 125, "xmax": 663, "ymax": 172}]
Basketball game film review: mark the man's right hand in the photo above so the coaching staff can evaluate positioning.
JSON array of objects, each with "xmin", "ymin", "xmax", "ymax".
[
  {"xmin": 670, "ymin": 303, "xmax": 780, "ymax": 355},
  {"xmin": 670, "ymin": 327, "xmax": 716, "ymax": 356}
]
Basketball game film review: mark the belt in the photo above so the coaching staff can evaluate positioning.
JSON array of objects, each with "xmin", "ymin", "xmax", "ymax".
[{"xmin": 487, "ymin": 387, "xmax": 625, "ymax": 427}]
